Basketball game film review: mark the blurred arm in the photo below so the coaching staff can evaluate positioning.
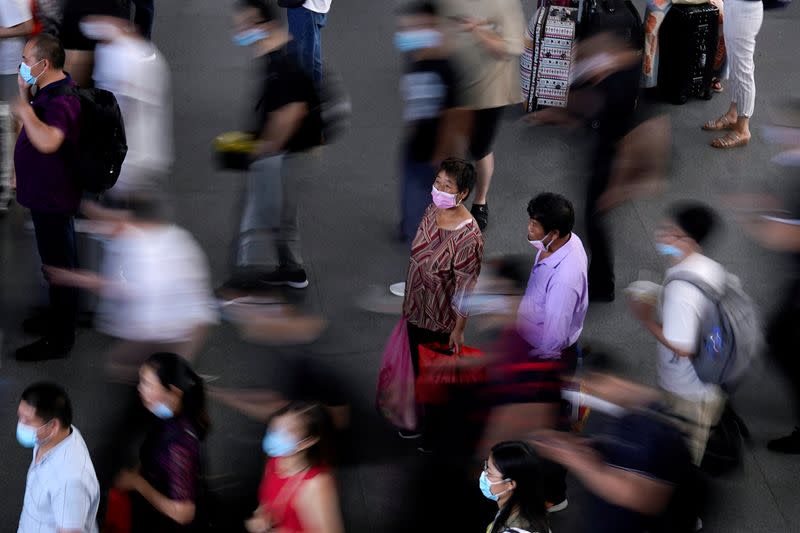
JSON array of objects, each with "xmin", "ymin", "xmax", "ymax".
[
  {"xmin": 740, "ymin": 215, "xmax": 800, "ymax": 252},
  {"xmin": 256, "ymin": 102, "xmax": 308, "ymax": 156},
  {"xmin": 0, "ymin": 19, "xmax": 33, "ymax": 39}
]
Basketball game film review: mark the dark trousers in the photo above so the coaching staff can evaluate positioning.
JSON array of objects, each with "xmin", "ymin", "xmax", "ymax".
[
  {"xmin": 407, "ymin": 322, "xmax": 451, "ymax": 444},
  {"xmin": 768, "ymin": 277, "xmax": 800, "ymax": 425},
  {"xmin": 586, "ymin": 137, "xmax": 617, "ymax": 294},
  {"xmin": 31, "ymin": 211, "xmax": 78, "ymax": 344},
  {"xmin": 132, "ymin": 0, "xmax": 155, "ymax": 39}
]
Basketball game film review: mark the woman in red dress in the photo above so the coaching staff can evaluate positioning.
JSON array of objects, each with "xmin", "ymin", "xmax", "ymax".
[{"xmin": 245, "ymin": 402, "xmax": 343, "ymax": 533}]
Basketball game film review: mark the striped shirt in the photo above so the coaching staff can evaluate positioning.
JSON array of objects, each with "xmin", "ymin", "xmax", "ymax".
[
  {"xmin": 403, "ymin": 204, "xmax": 484, "ymax": 333},
  {"xmin": 18, "ymin": 426, "xmax": 100, "ymax": 533}
]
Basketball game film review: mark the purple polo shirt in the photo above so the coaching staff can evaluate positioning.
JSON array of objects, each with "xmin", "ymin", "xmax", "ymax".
[
  {"xmin": 517, "ymin": 232, "xmax": 589, "ymax": 358},
  {"xmin": 15, "ymin": 75, "xmax": 81, "ymax": 214}
]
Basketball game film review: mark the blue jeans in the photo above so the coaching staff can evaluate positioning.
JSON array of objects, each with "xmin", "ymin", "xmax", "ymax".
[
  {"xmin": 401, "ymin": 159, "xmax": 436, "ymax": 245},
  {"xmin": 287, "ymin": 7, "xmax": 327, "ymax": 85}
]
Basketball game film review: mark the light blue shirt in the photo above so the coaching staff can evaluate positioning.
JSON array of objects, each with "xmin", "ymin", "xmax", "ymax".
[{"xmin": 18, "ymin": 426, "xmax": 100, "ymax": 533}]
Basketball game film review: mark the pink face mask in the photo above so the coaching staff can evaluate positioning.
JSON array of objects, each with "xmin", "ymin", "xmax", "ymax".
[{"xmin": 431, "ymin": 186, "xmax": 459, "ymax": 209}]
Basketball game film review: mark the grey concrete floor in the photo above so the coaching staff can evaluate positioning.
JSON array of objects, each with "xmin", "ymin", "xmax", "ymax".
[{"xmin": 2, "ymin": 0, "xmax": 800, "ymax": 531}]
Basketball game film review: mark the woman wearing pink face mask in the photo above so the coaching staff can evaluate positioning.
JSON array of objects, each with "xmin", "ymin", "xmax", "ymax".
[{"xmin": 397, "ymin": 157, "xmax": 484, "ymax": 444}]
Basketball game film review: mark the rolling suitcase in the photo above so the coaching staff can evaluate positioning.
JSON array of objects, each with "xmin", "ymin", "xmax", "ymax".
[
  {"xmin": 657, "ymin": 3, "xmax": 719, "ymax": 104},
  {"xmin": 522, "ymin": 4, "xmax": 579, "ymax": 112}
]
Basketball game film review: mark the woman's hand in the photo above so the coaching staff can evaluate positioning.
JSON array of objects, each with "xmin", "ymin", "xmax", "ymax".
[
  {"xmin": 627, "ymin": 296, "xmax": 655, "ymax": 324},
  {"xmin": 449, "ymin": 328, "xmax": 465, "ymax": 355}
]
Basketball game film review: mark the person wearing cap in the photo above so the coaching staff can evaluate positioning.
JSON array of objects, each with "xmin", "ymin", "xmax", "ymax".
[{"xmin": 627, "ymin": 202, "xmax": 727, "ymax": 464}]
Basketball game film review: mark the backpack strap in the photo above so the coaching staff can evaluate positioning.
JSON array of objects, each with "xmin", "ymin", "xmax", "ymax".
[{"xmin": 663, "ymin": 273, "xmax": 724, "ymax": 302}]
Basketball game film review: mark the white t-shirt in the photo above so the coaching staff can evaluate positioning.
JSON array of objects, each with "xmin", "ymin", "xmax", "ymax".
[
  {"xmin": 93, "ymin": 36, "xmax": 173, "ymax": 193},
  {"xmin": 95, "ymin": 225, "xmax": 218, "ymax": 343},
  {"xmin": 304, "ymin": 0, "xmax": 332, "ymax": 14},
  {"xmin": 0, "ymin": 0, "xmax": 32, "ymax": 75},
  {"xmin": 657, "ymin": 253, "xmax": 727, "ymax": 402}
]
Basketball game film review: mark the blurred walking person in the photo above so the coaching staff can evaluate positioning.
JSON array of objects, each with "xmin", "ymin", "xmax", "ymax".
[
  {"xmin": 0, "ymin": 0, "xmax": 33, "ymax": 211},
  {"xmin": 80, "ymin": 14, "xmax": 172, "ymax": 204},
  {"xmin": 394, "ymin": 0, "xmax": 468, "ymax": 243},
  {"xmin": 114, "ymin": 353, "xmax": 209, "ymax": 532},
  {"xmin": 245, "ymin": 401, "xmax": 344, "ymax": 533},
  {"xmin": 226, "ymin": 0, "xmax": 323, "ymax": 290},
  {"xmin": 439, "ymin": 0, "xmax": 525, "ymax": 231}
]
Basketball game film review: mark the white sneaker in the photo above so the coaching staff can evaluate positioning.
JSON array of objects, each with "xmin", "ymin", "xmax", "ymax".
[
  {"xmin": 389, "ymin": 282, "xmax": 406, "ymax": 297},
  {"xmin": 546, "ymin": 499, "xmax": 568, "ymax": 513},
  {"xmin": 696, "ymin": 518, "xmax": 703, "ymax": 531}
]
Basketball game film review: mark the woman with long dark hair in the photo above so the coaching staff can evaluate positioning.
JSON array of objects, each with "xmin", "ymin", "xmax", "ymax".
[
  {"xmin": 245, "ymin": 401, "xmax": 343, "ymax": 533},
  {"xmin": 481, "ymin": 441, "xmax": 549, "ymax": 533},
  {"xmin": 114, "ymin": 352, "xmax": 209, "ymax": 531}
]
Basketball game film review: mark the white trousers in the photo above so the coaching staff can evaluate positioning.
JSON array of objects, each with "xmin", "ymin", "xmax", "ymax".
[{"xmin": 724, "ymin": 0, "xmax": 764, "ymax": 118}]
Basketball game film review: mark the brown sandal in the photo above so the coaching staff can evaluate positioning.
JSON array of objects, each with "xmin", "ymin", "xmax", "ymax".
[
  {"xmin": 703, "ymin": 115, "xmax": 735, "ymax": 131},
  {"xmin": 711, "ymin": 132, "xmax": 750, "ymax": 149}
]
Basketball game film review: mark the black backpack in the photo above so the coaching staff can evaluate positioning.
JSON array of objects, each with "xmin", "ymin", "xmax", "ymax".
[{"xmin": 55, "ymin": 86, "xmax": 128, "ymax": 194}]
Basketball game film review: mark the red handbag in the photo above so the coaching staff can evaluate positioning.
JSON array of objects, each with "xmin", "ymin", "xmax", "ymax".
[
  {"xmin": 103, "ymin": 488, "xmax": 131, "ymax": 533},
  {"xmin": 416, "ymin": 343, "xmax": 487, "ymax": 403}
]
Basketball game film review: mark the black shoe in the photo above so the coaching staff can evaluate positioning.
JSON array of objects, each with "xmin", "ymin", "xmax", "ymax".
[
  {"xmin": 259, "ymin": 267, "xmax": 309, "ymax": 289},
  {"xmin": 398, "ymin": 430, "xmax": 422, "ymax": 439},
  {"xmin": 471, "ymin": 203, "xmax": 488, "ymax": 231},
  {"xmin": 23, "ymin": 313, "xmax": 51, "ymax": 336},
  {"xmin": 768, "ymin": 428, "xmax": 800, "ymax": 454},
  {"xmin": 15, "ymin": 337, "xmax": 73, "ymax": 362}
]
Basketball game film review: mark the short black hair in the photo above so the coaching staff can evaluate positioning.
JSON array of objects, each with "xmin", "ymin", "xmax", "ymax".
[
  {"xmin": 669, "ymin": 202, "xmax": 718, "ymax": 246},
  {"xmin": 236, "ymin": 0, "xmax": 279, "ymax": 24},
  {"xmin": 439, "ymin": 157, "xmax": 476, "ymax": 197},
  {"xmin": 527, "ymin": 192, "xmax": 575, "ymax": 237},
  {"xmin": 21, "ymin": 382, "xmax": 72, "ymax": 427},
  {"xmin": 397, "ymin": 1, "xmax": 438, "ymax": 16},
  {"xmin": 29, "ymin": 34, "xmax": 65, "ymax": 70}
]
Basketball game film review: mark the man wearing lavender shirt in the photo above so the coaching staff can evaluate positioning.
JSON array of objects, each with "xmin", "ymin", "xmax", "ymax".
[
  {"xmin": 517, "ymin": 193, "xmax": 589, "ymax": 362},
  {"xmin": 13, "ymin": 34, "xmax": 81, "ymax": 361},
  {"xmin": 513, "ymin": 192, "xmax": 588, "ymax": 511}
]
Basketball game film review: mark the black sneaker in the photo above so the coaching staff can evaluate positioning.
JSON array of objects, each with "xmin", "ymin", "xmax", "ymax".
[
  {"xmin": 768, "ymin": 428, "xmax": 800, "ymax": 454},
  {"xmin": 471, "ymin": 203, "xmax": 488, "ymax": 231},
  {"xmin": 398, "ymin": 430, "xmax": 422, "ymax": 439},
  {"xmin": 16, "ymin": 337, "xmax": 73, "ymax": 362},
  {"xmin": 259, "ymin": 268, "xmax": 309, "ymax": 289}
]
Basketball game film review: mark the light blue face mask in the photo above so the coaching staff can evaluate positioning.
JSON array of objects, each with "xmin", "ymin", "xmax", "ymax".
[
  {"xmin": 233, "ymin": 28, "xmax": 269, "ymax": 47},
  {"xmin": 394, "ymin": 29, "xmax": 442, "ymax": 52},
  {"xmin": 479, "ymin": 470, "xmax": 511, "ymax": 501},
  {"xmin": 656, "ymin": 243, "xmax": 683, "ymax": 258},
  {"xmin": 262, "ymin": 428, "xmax": 299, "ymax": 457},
  {"xmin": 151, "ymin": 402, "xmax": 174, "ymax": 420},
  {"xmin": 16, "ymin": 421, "xmax": 48, "ymax": 449},
  {"xmin": 19, "ymin": 59, "xmax": 44, "ymax": 86}
]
